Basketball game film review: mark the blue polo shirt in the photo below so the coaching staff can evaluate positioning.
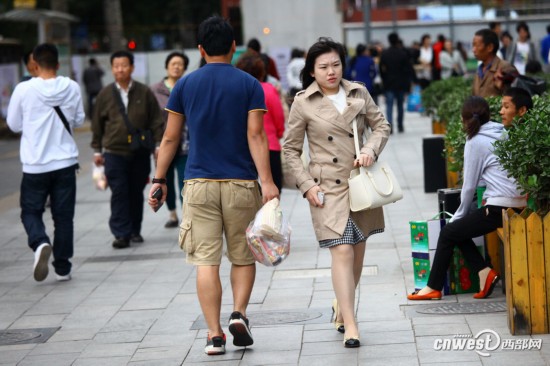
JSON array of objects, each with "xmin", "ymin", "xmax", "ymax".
[{"xmin": 166, "ymin": 63, "xmax": 266, "ymax": 180}]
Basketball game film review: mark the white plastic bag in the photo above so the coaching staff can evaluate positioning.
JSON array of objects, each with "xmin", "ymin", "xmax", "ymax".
[
  {"xmin": 246, "ymin": 198, "xmax": 291, "ymax": 266},
  {"xmin": 92, "ymin": 164, "xmax": 108, "ymax": 190}
]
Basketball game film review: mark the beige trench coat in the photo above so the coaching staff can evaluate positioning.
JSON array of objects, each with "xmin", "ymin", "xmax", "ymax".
[{"xmin": 283, "ymin": 80, "xmax": 391, "ymax": 241}]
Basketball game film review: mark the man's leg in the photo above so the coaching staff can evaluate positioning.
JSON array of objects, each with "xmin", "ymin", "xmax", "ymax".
[
  {"xmin": 104, "ymin": 153, "xmax": 132, "ymax": 240},
  {"xmin": 396, "ymin": 91, "xmax": 405, "ymax": 132},
  {"xmin": 129, "ymin": 151, "xmax": 151, "ymax": 237},
  {"xmin": 49, "ymin": 165, "xmax": 77, "ymax": 276},
  {"xmin": 196, "ymin": 265, "xmax": 224, "ymax": 336},
  {"xmin": 20, "ymin": 172, "xmax": 50, "ymax": 250},
  {"xmin": 385, "ymin": 91, "xmax": 394, "ymax": 130},
  {"xmin": 231, "ymin": 264, "xmax": 256, "ymax": 315}
]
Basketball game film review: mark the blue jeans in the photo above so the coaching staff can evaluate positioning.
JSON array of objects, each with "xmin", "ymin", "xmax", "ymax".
[
  {"xmin": 165, "ymin": 154, "xmax": 187, "ymax": 211},
  {"xmin": 385, "ymin": 90, "xmax": 405, "ymax": 131},
  {"xmin": 20, "ymin": 164, "xmax": 77, "ymax": 276},
  {"xmin": 104, "ymin": 152, "xmax": 151, "ymax": 239}
]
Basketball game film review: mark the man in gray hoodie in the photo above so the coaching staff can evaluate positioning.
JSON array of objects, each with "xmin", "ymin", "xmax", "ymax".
[{"xmin": 7, "ymin": 43, "xmax": 85, "ymax": 282}]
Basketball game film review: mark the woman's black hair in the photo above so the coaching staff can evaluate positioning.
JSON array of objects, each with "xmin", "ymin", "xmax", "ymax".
[
  {"xmin": 461, "ymin": 96, "xmax": 491, "ymax": 139},
  {"xmin": 300, "ymin": 37, "xmax": 346, "ymax": 90},
  {"xmin": 164, "ymin": 51, "xmax": 189, "ymax": 70}
]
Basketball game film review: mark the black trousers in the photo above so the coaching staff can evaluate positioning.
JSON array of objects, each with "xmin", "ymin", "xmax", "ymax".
[
  {"xmin": 427, "ymin": 205, "xmax": 507, "ymax": 291},
  {"xmin": 104, "ymin": 151, "xmax": 150, "ymax": 239}
]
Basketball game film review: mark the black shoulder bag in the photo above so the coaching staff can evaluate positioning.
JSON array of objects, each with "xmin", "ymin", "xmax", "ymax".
[
  {"xmin": 54, "ymin": 106, "xmax": 72, "ymax": 136},
  {"xmin": 111, "ymin": 84, "xmax": 155, "ymax": 152},
  {"xmin": 53, "ymin": 106, "xmax": 80, "ymax": 170}
]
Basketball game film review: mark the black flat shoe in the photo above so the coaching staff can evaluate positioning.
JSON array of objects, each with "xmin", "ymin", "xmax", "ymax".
[{"xmin": 344, "ymin": 337, "xmax": 360, "ymax": 348}]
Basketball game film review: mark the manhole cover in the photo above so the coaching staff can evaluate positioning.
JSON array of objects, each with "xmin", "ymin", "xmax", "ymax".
[
  {"xmin": 190, "ymin": 310, "xmax": 325, "ymax": 330},
  {"xmin": 416, "ymin": 301, "xmax": 507, "ymax": 315},
  {"xmin": 0, "ymin": 327, "xmax": 60, "ymax": 346}
]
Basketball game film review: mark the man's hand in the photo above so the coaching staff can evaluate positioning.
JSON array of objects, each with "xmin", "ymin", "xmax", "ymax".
[
  {"xmin": 260, "ymin": 181, "xmax": 279, "ymax": 204},
  {"xmin": 148, "ymin": 183, "xmax": 166, "ymax": 212},
  {"xmin": 93, "ymin": 153, "xmax": 104, "ymax": 166}
]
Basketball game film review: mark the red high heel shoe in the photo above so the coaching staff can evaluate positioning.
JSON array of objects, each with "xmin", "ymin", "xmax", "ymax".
[{"xmin": 474, "ymin": 269, "xmax": 500, "ymax": 299}]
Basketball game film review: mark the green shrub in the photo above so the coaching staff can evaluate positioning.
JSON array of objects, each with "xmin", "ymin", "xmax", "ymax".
[
  {"xmin": 421, "ymin": 77, "xmax": 472, "ymax": 119},
  {"xmin": 494, "ymin": 94, "xmax": 550, "ymax": 215}
]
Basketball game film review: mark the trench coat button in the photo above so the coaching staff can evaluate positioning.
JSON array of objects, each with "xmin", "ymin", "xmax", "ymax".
[
  {"xmin": 333, "ymin": 157, "xmax": 338, "ymax": 163},
  {"xmin": 328, "ymin": 136, "xmax": 333, "ymax": 141},
  {"xmin": 336, "ymin": 179, "xmax": 341, "ymax": 184},
  {"xmin": 314, "ymin": 178, "xmax": 318, "ymax": 183},
  {"xmin": 349, "ymin": 133, "xmax": 354, "ymax": 138},
  {"xmin": 354, "ymin": 154, "xmax": 357, "ymax": 159},
  {"xmin": 296, "ymin": 184, "xmax": 299, "ymax": 188}
]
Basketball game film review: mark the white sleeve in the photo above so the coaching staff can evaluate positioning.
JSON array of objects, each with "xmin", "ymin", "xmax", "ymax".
[
  {"xmin": 6, "ymin": 84, "xmax": 24, "ymax": 133},
  {"xmin": 72, "ymin": 83, "xmax": 86, "ymax": 128}
]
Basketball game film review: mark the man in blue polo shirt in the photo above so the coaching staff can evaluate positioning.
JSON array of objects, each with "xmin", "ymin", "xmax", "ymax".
[{"xmin": 148, "ymin": 16, "xmax": 278, "ymax": 356}]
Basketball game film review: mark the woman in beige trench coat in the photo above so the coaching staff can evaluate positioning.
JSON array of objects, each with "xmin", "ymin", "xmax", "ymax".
[{"xmin": 283, "ymin": 38, "xmax": 391, "ymax": 348}]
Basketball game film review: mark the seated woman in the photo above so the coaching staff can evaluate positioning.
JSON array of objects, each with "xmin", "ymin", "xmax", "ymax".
[{"xmin": 408, "ymin": 96, "xmax": 526, "ymax": 300}]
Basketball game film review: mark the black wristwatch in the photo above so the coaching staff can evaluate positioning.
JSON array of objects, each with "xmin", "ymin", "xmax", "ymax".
[{"xmin": 152, "ymin": 177, "xmax": 166, "ymax": 184}]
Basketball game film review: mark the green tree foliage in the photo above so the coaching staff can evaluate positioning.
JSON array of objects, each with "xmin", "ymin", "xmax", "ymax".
[{"xmin": 494, "ymin": 94, "xmax": 550, "ymax": 215}]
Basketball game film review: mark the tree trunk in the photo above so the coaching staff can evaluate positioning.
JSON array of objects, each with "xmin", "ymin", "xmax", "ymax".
[{"xmin": 103, "ymin": 0, "xmax": 124, "ymax": 52}]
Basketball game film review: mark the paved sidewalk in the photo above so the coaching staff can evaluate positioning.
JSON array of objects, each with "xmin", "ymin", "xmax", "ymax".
[{"xmin": 0, "ymin": 110, "xmax": 549, "ymax": 366}]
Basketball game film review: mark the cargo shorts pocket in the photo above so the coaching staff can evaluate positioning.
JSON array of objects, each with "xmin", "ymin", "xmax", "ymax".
[
  {"xmin": 185, "ymin": 180, "xmax": 207, "ymax": 205},
  {"xmin": 229, "ymin": 181, "xmax": 257, "ymax": 208},
  {"xmin": 179, "ymin": 220, "xmax": 194, "ymax": 254}
]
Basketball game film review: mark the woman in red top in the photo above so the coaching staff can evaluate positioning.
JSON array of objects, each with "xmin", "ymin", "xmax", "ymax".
[{"xmin": 236, "ymin": 53, "xmax": 286, "ymax": 191}]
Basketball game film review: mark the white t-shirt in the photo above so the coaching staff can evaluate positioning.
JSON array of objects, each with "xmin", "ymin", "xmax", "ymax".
[{"xmin": 513, "ymin": 41, "xmax": 530, "ymax": 75}]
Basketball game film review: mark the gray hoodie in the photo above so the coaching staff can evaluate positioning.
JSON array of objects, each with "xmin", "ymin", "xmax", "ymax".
[{"xmin": 452, "ymin": 121, "xmax": 526, "ymax": 221}]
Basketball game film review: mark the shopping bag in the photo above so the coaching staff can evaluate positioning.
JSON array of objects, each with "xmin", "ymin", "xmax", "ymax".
[
  {"xmin": 92, "ymin": 164, "xmax": 108, "ymax": 190},
  {"xmin": 246, "ymin": 198, "xmax": 291, "ymax": 266}
]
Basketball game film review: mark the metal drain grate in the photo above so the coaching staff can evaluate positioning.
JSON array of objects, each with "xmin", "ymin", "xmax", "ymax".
[
  {"xmin": 191, "ymin": 310, "xmax": 326, "ymax": 330},
  {"xmin": 416, "ymin": 301, "xmax": 507, "ymax": 315},
  {"xmin": 0, "ymin": 327, "xmax": 60, "ymax": 346}
]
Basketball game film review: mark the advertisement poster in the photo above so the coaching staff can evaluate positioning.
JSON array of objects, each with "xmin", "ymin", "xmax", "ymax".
[{"xmin": 0, "ymin": 63, "xmax": 19, "ymax": 118}]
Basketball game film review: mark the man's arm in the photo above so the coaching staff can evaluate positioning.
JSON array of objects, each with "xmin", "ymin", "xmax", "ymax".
[
  {"xmin": 247, "ymin": 110, "xmax": 279, "ymax": 203},
  {"xmin": 148, "ymin": 111, "xmax": 183, "ymax": 210},
  {"xmin": 6, "ymin": 86, "xmax": 23, "ymax": 133}
]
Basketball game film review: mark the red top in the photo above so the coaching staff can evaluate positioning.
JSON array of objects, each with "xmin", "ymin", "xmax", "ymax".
[{"xmin": 261, "ymin": 82, "xmax": 285, "ymax": 151}]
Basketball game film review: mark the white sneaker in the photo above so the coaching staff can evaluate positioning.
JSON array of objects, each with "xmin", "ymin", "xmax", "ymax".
[
  {"xmin": 33, "ymin": 243, "xmax": 51, "ymax": 281},
  {"xmin": 56, "ymin": 273, "xmax": 72, "ymax": 281}
]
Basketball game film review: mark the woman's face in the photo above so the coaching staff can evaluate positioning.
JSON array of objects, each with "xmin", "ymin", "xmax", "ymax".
[
  {"xmin": 167, "ymin": 56, "xmax": 185, "ymax": 80},
  {"xmin": 518, "ymin": 28, "xmax": 529, "ymax": 42},
  {"xmin": 311, "ymin": 50, "xmax": 342, "ymax": 95},
  {"xmin": 423, "ymin": 37, "xmax": 431, "ymax": 47}
]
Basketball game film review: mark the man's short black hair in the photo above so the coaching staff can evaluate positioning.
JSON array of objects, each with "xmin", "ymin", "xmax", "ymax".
[
  {"xmin": 475, "ymin": 29, "xmax": 499, "ymax": 55},
  {"xmin": 504, "ymin": 87, "xmax": 533, "ymax": 112},
  {"xmin": 247, "ymin": 38, "xmax": 261, "ymax": 53},
  {"xmin": 110, "ymin": 50, "xmax": 134, "ymax": 65},
  {"xmin": 489, "ymin": 21, "xmax": 501, "ymax": 31},
  {"xmin": 198, "ymin": 16, "xmax": 234, "ymax": 57},
  {"xmin": 32, "ymin": 43, "xmax": 58, "ymax": 69},
  {"xmin": 388, "ymin": 32, "xmax": 399, "ymax": 46}
]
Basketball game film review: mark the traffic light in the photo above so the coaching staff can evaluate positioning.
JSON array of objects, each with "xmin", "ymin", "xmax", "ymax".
[{"xmin": 127, "ymin": 39, "xmax": 136, "ymax": 50}]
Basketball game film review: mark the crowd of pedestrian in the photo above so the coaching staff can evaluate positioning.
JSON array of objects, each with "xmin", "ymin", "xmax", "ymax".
[{"xmin": 5, "ymin": 15, "xmax": 550, "ymax": 358}]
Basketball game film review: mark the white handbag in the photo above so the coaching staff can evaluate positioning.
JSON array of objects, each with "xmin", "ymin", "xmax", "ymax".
[{"xmin": 348, "ymin": 118, "xmax": 403, "ymax": 212}]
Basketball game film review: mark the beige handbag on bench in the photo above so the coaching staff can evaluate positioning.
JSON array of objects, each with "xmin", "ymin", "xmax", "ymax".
[{"xmin": 348, "ymin": 118, "xmax": 403, "ymax": 212}]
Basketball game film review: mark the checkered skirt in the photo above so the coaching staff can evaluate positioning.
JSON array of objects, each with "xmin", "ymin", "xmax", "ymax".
[{"xmin": 319, "ymin": 216, "xmax": 372, "ymax": 248}]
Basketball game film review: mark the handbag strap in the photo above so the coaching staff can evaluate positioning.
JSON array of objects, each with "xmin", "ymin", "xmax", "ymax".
[
  {"xmin": 53, "ymin": 106, "xmax": 72, "ymax": 136},
  {"xmin": 111, "ymin": 84, "xmax": 136, "ymax": 134},
  {"xmin": 351, "ymin": 118, "xmax": 361, "ymax": 158}
]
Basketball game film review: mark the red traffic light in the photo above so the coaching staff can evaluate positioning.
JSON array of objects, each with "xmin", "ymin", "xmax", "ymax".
[{"xmin": 128, "ymin": 39, "xmax": 136, "ymax": 50}]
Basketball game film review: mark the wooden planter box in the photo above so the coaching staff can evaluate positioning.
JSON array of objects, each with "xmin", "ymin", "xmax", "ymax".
[
  {"xmin": 502, "ymin": 208, "xmax": 550, "ymax": 335},
  {"xmin": 432, "ymin": 119, "xmax": 447, "ymax": 134}
]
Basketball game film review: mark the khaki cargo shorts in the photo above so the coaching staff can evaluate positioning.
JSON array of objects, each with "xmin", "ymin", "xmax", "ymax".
[{"xmin": 179, "ymin": 179, "xmax": 262, "ymax": 265}]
